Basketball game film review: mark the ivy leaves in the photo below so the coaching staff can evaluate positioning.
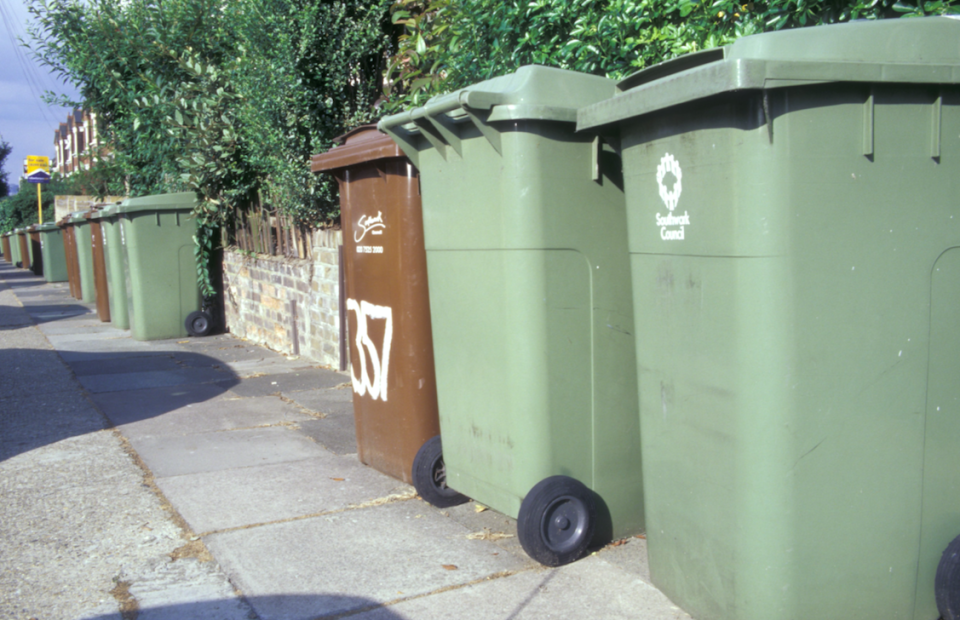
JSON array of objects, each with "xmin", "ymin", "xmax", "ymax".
[{"xmin": 384, "ymin": 0, "xmax": 960, "ymax": 112}]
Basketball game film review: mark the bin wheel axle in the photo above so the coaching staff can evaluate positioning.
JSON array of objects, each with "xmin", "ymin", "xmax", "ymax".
[
  {"xmin": 412, "ymin": 435, "xmax": 468, "ymax": 508},
  {"xmin": 518, "ymin": 475, "xmax": 596, "ymax": 567}
]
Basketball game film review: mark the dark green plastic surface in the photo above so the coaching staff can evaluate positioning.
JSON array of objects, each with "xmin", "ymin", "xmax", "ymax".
[
  {"xmin": 578, "ymin": 16, "xmax": 960, "ymax": 620},
  {"xmin": 36, "ymin": 223, "xmax": 68, "ymax": 283},
  {"xmin": 118, "ymin": 192, "xmax": 201, "ymax": 341},
  {"xmin": 381, "ymin": 66, "xmax": 645, "ymax": 543}
]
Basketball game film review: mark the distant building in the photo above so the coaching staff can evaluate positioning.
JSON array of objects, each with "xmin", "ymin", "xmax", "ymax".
[{"xmin": 53, "ymin": 108, "xmax": 103, "ymax": 175}]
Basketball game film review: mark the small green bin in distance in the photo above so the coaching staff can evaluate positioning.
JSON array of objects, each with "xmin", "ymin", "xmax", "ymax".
[
  {"xmin": 578, "ymin": 16, "xmax": 960, "ymax": 620},
  {"xmin": 99, "ymin": 204, "xmax": 129, "ymax": 330},
  {"xmin": 70, "ymin": 211, "xmax": 96, "ymax": 303},
  {"xmin": 118, "ymin": 192, "xmax": 201, "ymax": 341},
  {"xmin": 380, "ymin": 65, "xmax": 644, "ymax": 565},
  {"xmin": 9, "ymin": 230, "xmax": 21, "ymax": 265},
  {"xmin": 36, "ymin": 223, "xmax": 68, "ymax": 283}
]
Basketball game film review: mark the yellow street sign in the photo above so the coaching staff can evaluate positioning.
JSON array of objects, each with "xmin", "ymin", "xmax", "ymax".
[{"xmin": 25, "ymin": 155, "xmax": 50, "ymax": 174}]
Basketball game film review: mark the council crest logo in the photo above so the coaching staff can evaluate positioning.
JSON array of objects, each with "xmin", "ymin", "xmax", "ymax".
[{"xmin": 654, "ymin": 153, "xmax": 690, "ymax": 241}]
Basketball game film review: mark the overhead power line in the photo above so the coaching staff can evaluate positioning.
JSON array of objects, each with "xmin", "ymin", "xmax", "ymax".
[{"xmin": 0, "ymin": 0, "xmax": 66, "ymax": 130}]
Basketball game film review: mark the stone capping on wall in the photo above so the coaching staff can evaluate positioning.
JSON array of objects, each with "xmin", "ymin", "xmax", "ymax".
[{"xmin": 221, "ymin": 228, "xmax": 343, "ymax": 369}]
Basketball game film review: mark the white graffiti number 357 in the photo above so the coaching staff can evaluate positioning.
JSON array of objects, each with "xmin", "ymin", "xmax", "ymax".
[{"xmin": 347, "ymin": 299, "xmax": 393, "ymax": 402}]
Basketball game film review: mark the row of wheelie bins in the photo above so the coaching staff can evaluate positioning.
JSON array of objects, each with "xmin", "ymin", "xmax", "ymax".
[
  {"xmin": 311, "ymin": 16, "xmax": 960, "ymax": 620},
  {"xmin": 2, "ymin": 194, "xmax": 214, "ymax": 340}
]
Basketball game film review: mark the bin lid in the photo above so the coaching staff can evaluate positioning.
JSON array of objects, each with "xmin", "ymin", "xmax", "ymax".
[
  {"xmin": 118, "ymin": 191, "xmax": 200, "ymax": 215},
  {"xmin": 379, "ymin": 65, "xmax": 616, "ymax": 166},
  {"xmin": 84, "ymin": 207, "xmax": 105, "ymax": 221},
  {"xmin": 99, "ymin": 204, "xmax": 120, "ymax": 218},
  {"xmin": 579, "ymin": 16, "xmax": 960, "ymax": 131},
  {"xmin": 310, "ymin": 125, "xmax": 407, "ymax": 173},
  {"xmin": 68, "ymin": 211, "xmax": 88, "ymax": 224},
  {"xmin": 35, "ymin": 222, "xmax": 59, "ymax": 232}
]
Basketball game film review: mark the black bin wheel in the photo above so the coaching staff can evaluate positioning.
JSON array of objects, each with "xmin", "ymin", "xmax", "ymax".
[
  {"xmin": 517, "ymin": 475, "xmax": 596, "ymax": 567},
  {"xmin": 185, "ymin": 310, "xmax": 213, "ymax": 337},
  {"xmin": 412, "ymin": 435, "xmax": 469, "ymax": 508},
  {"xmin": 936, "ymin": 533, "xmax": 960, "ymax": 620}
]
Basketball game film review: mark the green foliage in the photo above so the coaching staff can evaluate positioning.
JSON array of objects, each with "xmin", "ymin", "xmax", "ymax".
[
  {"xmin": 229, "ymin": 0, "xmax": 394, "ymax": 226},
  {"xmin": 0, "ymin": 176, "xmax": 80, "ymax": 233},
  {"xmin": 0, "ymin": 137, "xmax": 11, "ymax": 198},
  {"xmin": 27, "ymin": 0, "xmax": 395, "ymax": 296},
  {"xmin": 384, "ymin": 0, "xmax": 960, "ymax": 110}
]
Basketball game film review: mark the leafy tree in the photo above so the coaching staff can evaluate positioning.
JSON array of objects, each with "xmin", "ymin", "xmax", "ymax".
[
  {"xmin": 230, "ymin": 0, "xmax": 394, "ymax": 225},
  {"xmin": 0, "ymin": 175, "xmax": 79, "ymax": 233},
  {"xmin": 0, "ymin": 136, "xmax": 11, "ymax": 198},
  {"xmin": 27, "ymin": 0, "xmax": 396, "ymax": 294}
]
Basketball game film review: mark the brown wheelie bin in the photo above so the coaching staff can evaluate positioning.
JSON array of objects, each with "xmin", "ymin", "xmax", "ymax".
[
  {"xmin": 17, "ymin": 229, "xmax": 31, "ymax": 271},
  {"xmin": 1, "ymin": 233, "xmax": 11, "ymax": 263},
  {"xmin": 84, "ymin": 208, "xmax": 111, "ymax": 322},
  {"xmin": 310, "ymin": 125, "xmax": 440, "ymax": 484},
  {"xmin": 28, "ymin": 225, "xmax": 43, "ymax": 277},
  {"xmin": 59, "ymin": 216, "xmax": 82, "ymax": 299}
]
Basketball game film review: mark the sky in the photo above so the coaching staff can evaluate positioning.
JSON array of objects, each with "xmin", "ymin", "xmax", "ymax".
[{"xmin": 0, "ymin": 0, "xmax": 81, "ymax": 194}]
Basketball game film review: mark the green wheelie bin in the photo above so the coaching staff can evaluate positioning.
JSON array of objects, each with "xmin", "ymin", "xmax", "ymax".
[
  {"xmin": 578, "ymin": 16, "xmax": 960, "ymax": 620},
  {"xmin": 99, "ymin": 204, "xmax": 129, "ymax": 329},
  {"xmin": 118, "ymin": 192, "xmax": 210, "ymax": 341},
  {"xmin": 8, "ymin": 230, "xmax": 21, "ymax": 266},
  {"xmin": 35, "ymin": 223, "xmax": 68, "ymax": 283},
  {"xmin": 71, "ymin": 211, "xmax": 96, "ymax": 303},
  {"xmin": 380, "ymin": 66, "xmax": 643, "ymax": 566}
]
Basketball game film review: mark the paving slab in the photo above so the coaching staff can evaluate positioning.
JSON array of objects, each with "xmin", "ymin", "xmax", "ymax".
[
  {"xmin": 115, "ymin": 394, "xmax": 312, "ymax": 441},
  {"xmin": 37, "ymin": 321, "xmax": 119, "ymax": 336},
  {"xmin": 58, "ymin": 340, "xmax": 184, "ymax": 362},
  {"xmin": 21, "ymin": 304, "xmax": 94, "ymax": 322},
  {"xmin": 205, "ymin": 499, "xmax": 532, "ymax": 620},
  {"xmin": 0, "ymin": 346, "xmax": 86, "ymax": 399},
  {"xmin": 0, "ymin": 430, "xmax": 247, "ymax": 620},
  {"xmin": 0, "ymin": 312, "xmax": 33, "ymax": 327},
  {"xmin": 44, "ymin": 328, "xmax": 135, "ymax": 344},
  {"xmin": 282, "ymin": 386, "xmax": 353, "ymax": 415},
  {"xmin": 78, "ymin": 366, "xmax": 234, "ymax": 393},
  {"xmin": 170, "ymin": 339, "xmax": 289, "ymax": 365},
  {"xmin": 351, "ymin": 552, "xmax": 692, "ymax": 620},
  {"xmin": 0, "ymin": 391, "xmax": 107, "ymax": 460},
  {"xmin": 90, "ymin": 383, "xmax": 241, "ymax": 427},
  {"xmin": 69, "ymin": 354, "xmax": 186, "ymax": 377},
  {"xmin": 295, "ymin": 417, "xmax": 358, "ymax": 456},
  {"xmin": 131, "ymin": 426, "xmax": 328, "ymax": 478},
  {"xmin": 117, "ymin": 557, "xmax": 256, "ymax": 620},
  {"xmin": 439, "ymin": 500, "xmax": 529, "ymax": 561},
  {"xmin": 156, "ymin": 452, "xmax": 412, "ymax": 533},
  {"xmin": 222, "ymin": 367, "xmax": 345, "ymax": 397}
]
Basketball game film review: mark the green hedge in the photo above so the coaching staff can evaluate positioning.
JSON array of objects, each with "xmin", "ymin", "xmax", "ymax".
[{"xmin": 385, "ymin": 0, "xmax": 960, "ymax": 110}]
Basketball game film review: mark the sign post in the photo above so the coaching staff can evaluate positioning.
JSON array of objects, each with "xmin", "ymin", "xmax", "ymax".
[{"xmin": 24, "ymin": 156, "xmax": 51, "ymax": 224}]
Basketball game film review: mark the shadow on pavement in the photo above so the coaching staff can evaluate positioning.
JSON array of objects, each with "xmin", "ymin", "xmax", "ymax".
[
  {"xmin": 83, "ymin": 594, "xmax": 409, "ymax": 620},
  {"xmin": 1, "ymin": 303, "xmax": 93, "ymax": 326},
  {"xmin": 0, "ymin": 347, "xmax": 240, "ymax": 462}
]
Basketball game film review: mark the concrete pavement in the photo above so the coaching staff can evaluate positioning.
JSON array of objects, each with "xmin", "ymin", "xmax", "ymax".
[{"xmin": 0, "ymin": 259, "xmax": 691, "ymax": 620}]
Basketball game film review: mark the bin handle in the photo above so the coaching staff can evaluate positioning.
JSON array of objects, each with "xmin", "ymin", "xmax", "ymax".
[{"xmin": 378, "ymin": 115, "xmax": 421, "ymax": 169}]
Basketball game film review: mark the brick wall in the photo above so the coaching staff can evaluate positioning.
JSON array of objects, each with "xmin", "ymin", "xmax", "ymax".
[{"xmin": 221, "ymin": 229, "xmax": 343, "ymax": 368}]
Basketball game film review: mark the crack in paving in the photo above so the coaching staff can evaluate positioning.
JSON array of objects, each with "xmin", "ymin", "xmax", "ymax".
[{"xmin": 197, "ymin": 488, "xmax": 419, "ymax": 537}]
